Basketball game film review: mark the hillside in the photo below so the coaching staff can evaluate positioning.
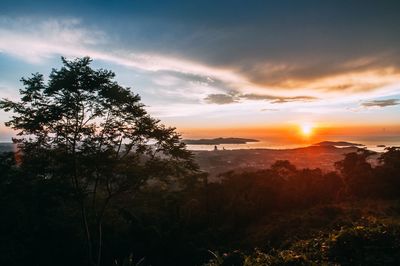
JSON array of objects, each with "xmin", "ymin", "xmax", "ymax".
[{"xmin": 193, "ymin": 145, "xmax": 368, "ymax": 179}]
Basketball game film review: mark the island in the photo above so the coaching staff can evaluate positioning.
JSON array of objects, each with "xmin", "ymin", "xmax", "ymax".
[
  {"xmin": 183, "ymin": 137, "xmax": 259, "ymax": 145},
  {"xmin": 313, "ymin": 141, "xmax": 364, "ymax": 147}
]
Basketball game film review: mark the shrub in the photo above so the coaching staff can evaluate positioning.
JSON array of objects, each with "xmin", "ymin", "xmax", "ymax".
[{"xmin": 327, "ymin": 223, "xmax": 400, "ymax": 265}]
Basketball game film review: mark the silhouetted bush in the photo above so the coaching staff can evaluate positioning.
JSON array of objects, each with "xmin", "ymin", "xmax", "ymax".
[{"xmin": 327, "ymin": 223, "xmax": 400, "ymax": 265}]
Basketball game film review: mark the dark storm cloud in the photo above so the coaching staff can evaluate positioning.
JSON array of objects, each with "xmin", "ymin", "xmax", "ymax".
[{"xmin": 361, "ymin": 99, "xmax": 399, "ymax": 108}]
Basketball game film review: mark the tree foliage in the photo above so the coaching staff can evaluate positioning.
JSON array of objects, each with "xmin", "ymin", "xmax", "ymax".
[{"xmin": 0, "ymin": 57, "xmax": 198, "ymax": 266}]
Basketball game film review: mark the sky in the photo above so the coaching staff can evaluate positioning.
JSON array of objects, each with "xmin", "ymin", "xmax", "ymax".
[{"xmin": 0, "ymin": 0, "xmax": 400, "ymax": 141}]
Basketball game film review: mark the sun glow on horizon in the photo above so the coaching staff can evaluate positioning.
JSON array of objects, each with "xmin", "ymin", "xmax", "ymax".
[{"xmin": 300, "ymin": 122, "xmax": 314, "ymax": 137}]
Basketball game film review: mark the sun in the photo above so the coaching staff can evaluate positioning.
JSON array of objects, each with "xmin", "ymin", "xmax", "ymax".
[{"xmin": 300, "ymin": 123, "xmax": 314, "ymax": 136}]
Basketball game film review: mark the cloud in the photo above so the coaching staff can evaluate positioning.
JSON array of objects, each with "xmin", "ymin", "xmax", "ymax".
[
  {"xmin": 261, "ymin": 108, "xmax": 279, "ymax": 112},
  {"xmin": 0, "ymin": 16, "xmax": 247, "ymax": 85},
  {"xmin": 361, "ymin": 99, "xmax": 399, "ymax": 108},
  {"xmin": 1, "ymin": 15, "xmax": 400, "ymax": 110},
  {"xmin": 108, "ymin": 1, "xmax": 400, "ymax": 94},
  {"xmin": 241, "ymin": 94, "xmax": 317, "ymax": 104},
  {"xmin": 204, "ymin": 94, "xmax": 237, "ymax": 104},
  {"xmin": 235, "ymin": 54, "xmax": 400, "ymax": 88},
  {"xmin": 0, "ymin": 16, "xmax": 252, "ymax": 107},
  {"xmin": 204, "ymin": 93, "xmax": 317, "ymax": 105},
  {"xmin": 0, "ymin": 17, "xmax": 105, "ymax": 63}
]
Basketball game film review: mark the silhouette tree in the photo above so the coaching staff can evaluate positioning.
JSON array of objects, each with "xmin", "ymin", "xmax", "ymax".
[
  {"xmin": 375, "ymin": 147, "xmax": 400, "ymax": 197},
  {"xmin": 0, "ymin": 57, "xmax": 198, "ymax": 266},
  {"xmin": 378, "ymin": 147, "xmax": 400, "ymax": 170},
  {"xmin": 334, "ymin": 148, "xmax": 376, "ymax": 197}
]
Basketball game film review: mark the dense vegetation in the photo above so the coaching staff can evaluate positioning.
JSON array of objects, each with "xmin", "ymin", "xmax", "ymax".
[
  {"xmin": 1, "ymin": 146, "xmax": 400, "ymax": 265},
  {"xmin": 1, "ymin": 58, "xmax": 400, "ymax": 266}
]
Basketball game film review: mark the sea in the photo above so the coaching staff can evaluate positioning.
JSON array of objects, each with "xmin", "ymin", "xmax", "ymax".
[
  {"xmin": 1, "ymin": 135, "xmax": 400, "ymax": 153},
  {"xmin": 185, "ymin": 135, "xmax": 400, "ymax": 152}
]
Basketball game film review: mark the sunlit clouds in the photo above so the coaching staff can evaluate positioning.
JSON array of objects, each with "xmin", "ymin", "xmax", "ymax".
[
  {"xmin": 0, "ymin": 17, "xmax": 105, "ymax": 63},
  {"xmin": 361, "ymin": 99, "xmax": 400, "ymax": 108},
  {"xmin": 0, "ymin": 5, "xmax": 399, "ymax": 138}
]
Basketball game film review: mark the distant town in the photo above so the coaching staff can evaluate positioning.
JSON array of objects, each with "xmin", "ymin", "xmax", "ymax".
[
  {"xmin": 183, "ymin": 137, "xmax": 259, "ymax": 145},
  {"xmin": 0, "ymin": 141, "xmax": 379, "ymax": 182}
]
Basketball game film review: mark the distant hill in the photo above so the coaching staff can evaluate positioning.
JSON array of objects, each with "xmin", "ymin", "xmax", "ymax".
[
  {"xmin": 183, "ymin": 137, "xmax": 259, "ymax": 145},
  {"xmin": 0, "ymin": 143, "xmax": 15, "ymax": 153},
  {"xmin": 192, "ymin": 145, "xmax": 365, "ymax": 180},
  {"xmin": 313, "ymin": 141, "xmax": 364, "ymax": 147}
]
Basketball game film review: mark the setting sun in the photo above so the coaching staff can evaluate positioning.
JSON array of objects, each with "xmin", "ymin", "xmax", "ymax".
[{"xmin": 300, "ymin": 123, "xmax": 314, "ymax": 136}]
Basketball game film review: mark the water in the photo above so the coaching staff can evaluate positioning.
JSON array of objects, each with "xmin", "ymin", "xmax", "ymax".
[
  {"xmin": 186, "ymin": 135, "xmax": 400, "ymax": 152},
  {"xmin": 2, "ymin": 136, "xmax": 400, "ymax": 153}
]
